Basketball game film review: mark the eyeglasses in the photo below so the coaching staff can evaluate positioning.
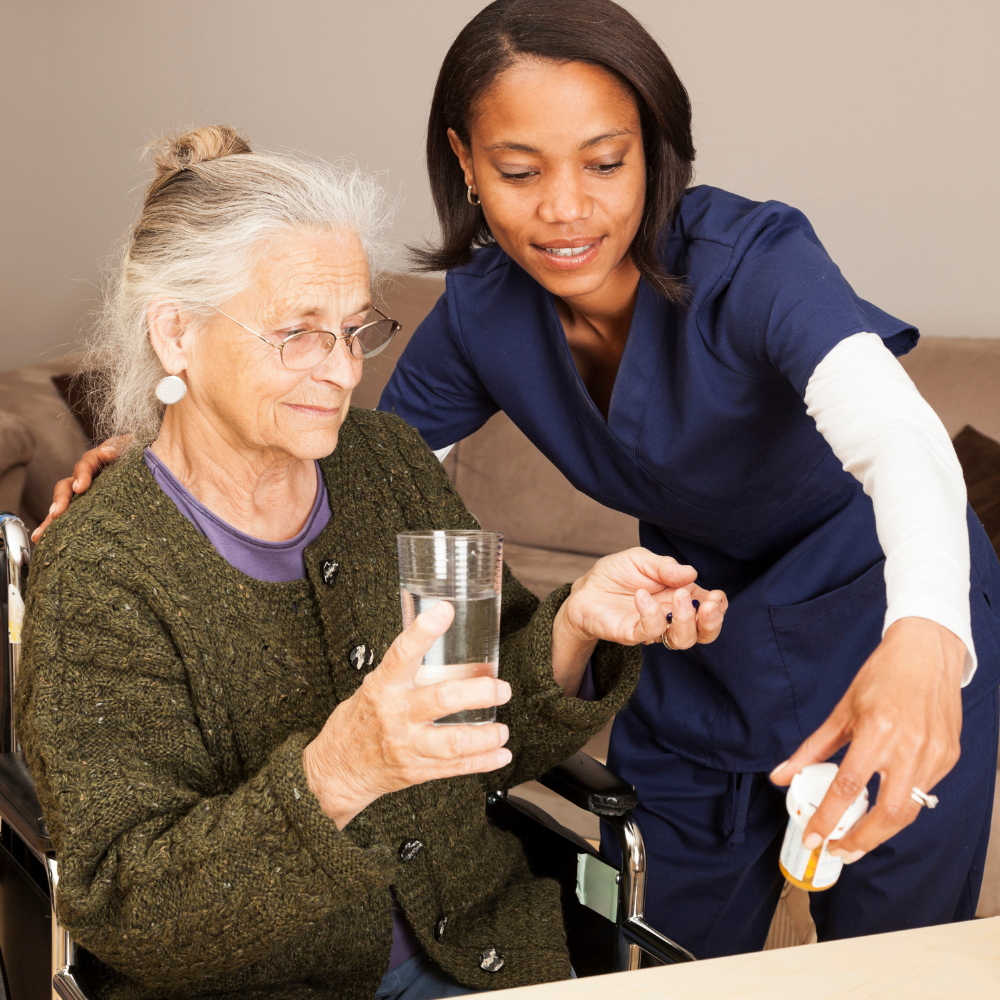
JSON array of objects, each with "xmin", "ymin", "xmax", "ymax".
[{"xmin": 208, "ymin": 304, "xmax": 401, "ymax": 370}]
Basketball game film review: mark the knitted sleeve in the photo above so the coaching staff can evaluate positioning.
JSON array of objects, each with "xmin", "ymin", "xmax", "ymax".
[
  {"xmin": 370, "ymin": 413, "xmax": 642, "ymax": 789},
  {"xmin": 17, "ymin": 554, "xmax": 394, "ymax": 994}
]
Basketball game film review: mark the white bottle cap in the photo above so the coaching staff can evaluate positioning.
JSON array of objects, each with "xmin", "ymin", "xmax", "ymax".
[{"xmin": 786, "ymin": 762, "xmax": 868, "ymax": 842}]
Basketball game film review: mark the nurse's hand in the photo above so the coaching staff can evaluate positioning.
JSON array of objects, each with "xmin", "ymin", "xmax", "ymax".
[
  {"xmin": 31, "ymin": 434, "xmax": 133, "ymax": 542},
  {"xmin": 551, "ymin": 547, "xmax": 728, "ymax": 694},
  {"xmin": 770, "ymin": 616, "xmax": 965, "ymax": 861}
]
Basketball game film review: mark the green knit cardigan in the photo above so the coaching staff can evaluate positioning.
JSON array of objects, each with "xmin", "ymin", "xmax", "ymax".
[{"xmin": 17, "ymin": 408, "xmax": 640, "ymax": 1000}]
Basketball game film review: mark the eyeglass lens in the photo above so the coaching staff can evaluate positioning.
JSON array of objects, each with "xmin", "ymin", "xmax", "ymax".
[
  {"xmin": 355, "ymin": 319, "xmax": 398, "ymax": 359},
  {"xmin": 279, "ymin": 315, "xmax": 398, "ymax": 370}
]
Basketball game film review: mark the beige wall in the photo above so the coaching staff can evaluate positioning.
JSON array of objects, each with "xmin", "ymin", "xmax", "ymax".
[{"xmin": 2, "ymin": 0, "xmax": 997, "ymax": 372}]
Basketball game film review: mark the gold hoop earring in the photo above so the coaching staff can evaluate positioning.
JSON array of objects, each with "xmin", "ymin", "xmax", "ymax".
[{"xmin": 466, "ymin": 184, "xmax": 481, "ymax": 207}]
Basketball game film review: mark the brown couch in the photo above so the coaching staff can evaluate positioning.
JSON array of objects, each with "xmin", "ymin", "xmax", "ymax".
[{"xmin": 2, "ymin": 274, "xmax": 998, "ymax": 929}]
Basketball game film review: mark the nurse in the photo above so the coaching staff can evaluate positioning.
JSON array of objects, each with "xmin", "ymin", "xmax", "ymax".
[
  {"xmin": 380, "ymin": 0, "xmax": 1000, "ymax": 955},
  {"xmin": 44, "ymin": 0, "xmax": 999, "ymax": 958}
]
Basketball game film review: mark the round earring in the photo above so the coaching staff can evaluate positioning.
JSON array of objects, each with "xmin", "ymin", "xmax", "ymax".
[
  {"xmin": 155, "ymin": 374, "xmax": 187, "ymax": 405},
  {"xmin": 466, "ymin": 184, "xmax": 481, "ymax": 207}
]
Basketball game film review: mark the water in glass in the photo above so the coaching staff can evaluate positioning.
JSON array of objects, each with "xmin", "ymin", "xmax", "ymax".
[{"xmin": 400, "ymin": 587, "xmax": 501, "ymax": 724}]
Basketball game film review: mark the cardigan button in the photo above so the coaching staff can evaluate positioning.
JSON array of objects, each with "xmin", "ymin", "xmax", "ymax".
[
  {"xmin": 320, "ymin": 560, "xmax": 340, "ymax": 586},
  {"xmin": 479, "ymin": 946, "xmax": 504, "ymax": 973},
  {"xmin": 434, "ymin": 916, "xmax": 448, "ymax": 941},
  {"xmin": 399, "ymin": 839, "xmax": 424, "ymax": 862},
  {"xmin": 349, "ymin": 644, "xmax": 374, "ymax": 671}
]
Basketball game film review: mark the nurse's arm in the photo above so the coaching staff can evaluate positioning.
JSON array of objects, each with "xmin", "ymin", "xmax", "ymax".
[{"xmin": 772, "ymin": 332, "xmax": 971, "ymax": 856}]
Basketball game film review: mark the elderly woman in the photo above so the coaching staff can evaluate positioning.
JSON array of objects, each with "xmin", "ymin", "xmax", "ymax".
[{"xmin": 17, "ymin": 126, "xmax": 727, "ymax": 1000}]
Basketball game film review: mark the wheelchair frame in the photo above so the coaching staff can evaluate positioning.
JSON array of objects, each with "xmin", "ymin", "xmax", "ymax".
[
  {"xmin": 0, "ymin": 511, "xmax": 692, "ymax": 1000},
  {"xmin": 537, "ymin": 754, "xmax": 695, "ymax": 969}
]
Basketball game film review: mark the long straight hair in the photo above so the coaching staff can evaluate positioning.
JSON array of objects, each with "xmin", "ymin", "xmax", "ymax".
[{"xmin": 410, "ymin": 0, "xmax": 695, "ymax": 303}]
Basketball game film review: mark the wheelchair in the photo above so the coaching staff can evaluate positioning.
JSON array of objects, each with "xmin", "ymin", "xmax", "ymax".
[{"xmin": 0, "ymin": 511, "xmax": 694, "ymax": 1000}]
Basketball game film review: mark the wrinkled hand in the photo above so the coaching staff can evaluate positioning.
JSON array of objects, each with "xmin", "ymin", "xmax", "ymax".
[
  {"xmin": 31, "ymin": 434, "xmax": 133, "ymax": 542},
  {"xmin": 303, "ymin": 601, "xmax": 512, "ymax": 830},
  {"xmin": 771, "ymin": 617, "xmax": 965, "ymax": 862},
  {"xmin": 559, "ymin": 546, "xmax": 728, "ymax": 650}
]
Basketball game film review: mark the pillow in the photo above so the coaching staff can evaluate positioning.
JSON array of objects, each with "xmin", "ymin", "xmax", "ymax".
[
  {"xmin": 51, "ymin": 371, "xmax": 102, "ymax": 445},
  {"xmin": 0, "ymin": 410, "xmax": 35, "ymax": 515},
  {"xmin": 953, "ymin": 425, "xmax": 1000, "ymax": 558},
  {"xmin": 0, "ymin": 358, "xmax": 91, "ymax": 528}
]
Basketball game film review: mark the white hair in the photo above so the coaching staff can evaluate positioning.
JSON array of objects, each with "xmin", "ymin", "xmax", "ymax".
[{"xmin": 87, "ymin": 126, "xmax": 396, "ymax": 440}]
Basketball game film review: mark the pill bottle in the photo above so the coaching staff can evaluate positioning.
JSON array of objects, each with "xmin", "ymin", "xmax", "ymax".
[{"xmin": 778, "ymin": 763, "xmax": 868, "ymax": 891}]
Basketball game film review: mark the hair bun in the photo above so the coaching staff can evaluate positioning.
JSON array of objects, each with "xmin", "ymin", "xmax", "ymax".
[{"xmin": 146, "ymin": 125, "xmax": 252, "ymax": 199}]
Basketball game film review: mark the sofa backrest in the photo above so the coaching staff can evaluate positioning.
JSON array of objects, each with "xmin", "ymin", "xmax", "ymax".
[
  {"xmin": 898, "ymin": 338, "xmax": 1000, "ymax": 443},
  {"xmin": 2, "ymin": 273, "xmax": 996, "ymax": 551}
]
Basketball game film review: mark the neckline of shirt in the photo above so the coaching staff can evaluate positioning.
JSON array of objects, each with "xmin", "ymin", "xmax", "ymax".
[{"xmin": 143, "ymin": 447, "xmax": 328, "ymax": 551}]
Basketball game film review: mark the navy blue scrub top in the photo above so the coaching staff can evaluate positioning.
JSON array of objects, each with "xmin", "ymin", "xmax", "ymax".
[{"xmin": 380, "ymin": 185, "xmax": 1000, "ymax": 771}]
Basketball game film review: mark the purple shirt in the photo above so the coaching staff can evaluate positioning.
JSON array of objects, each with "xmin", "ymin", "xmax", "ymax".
[
  {"xmin": 144, "ymin": 449, "xmax": 331, "ymax": 581},
  {"xmin": 144, "ymin": 448, "xmax": 423, "ymax": 969}
]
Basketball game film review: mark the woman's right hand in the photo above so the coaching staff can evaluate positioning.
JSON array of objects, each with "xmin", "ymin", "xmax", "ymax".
[
  {"xmin": 303, "ymin": 601, "xmax": 512, "ymax": 830},
  {"xmin": 31, "ymin": 435, "xmax": 133, "ymax": 542}
]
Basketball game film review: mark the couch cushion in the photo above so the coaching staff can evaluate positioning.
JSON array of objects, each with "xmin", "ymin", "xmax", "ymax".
[
  {"xmin": 0, "ymin": 410, "xmax": 34, "ymax": 474},
  {"xmin": 0, "ymin": 410, "xmax": 35, "ymax": 516},
  {"xmin": 0, "ymin": 356, "xmax": 90, "ymax": 528},
  {"xmin": 455, "ymin": 412, "xmax": 640, "ymax": 556},
  {"xmin": 503, "ymin": 542, "xmax": 599, "ymax": 600}
]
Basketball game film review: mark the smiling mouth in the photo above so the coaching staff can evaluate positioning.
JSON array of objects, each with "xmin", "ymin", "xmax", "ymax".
[
  {"xmin": 287, "ymin": 403, "xmax": 340, "ymax": 416},
  {"xmin": 541, "ymin": 244, "xmax": 597, "ymax": 257},
  {"xmin": 532, "ymin": 237, "xmax": 604, "ymax": 268}
]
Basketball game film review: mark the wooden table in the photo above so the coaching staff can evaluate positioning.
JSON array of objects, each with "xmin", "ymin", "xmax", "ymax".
[{"xmin": 481, "ymin": 917, "xmax": 1000, "ymax": 1000}]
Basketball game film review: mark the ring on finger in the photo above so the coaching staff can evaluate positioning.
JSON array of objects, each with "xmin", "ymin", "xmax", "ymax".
[
  {"xmin": 661, "ymin": 630, "xmax": 680, "ymax": 651},
  {"xmin": 911, "ymin": 786, "xmax": 939, "ymax": 809},
  {"xmin": 661, "ymin": 614, "xmax": 679, "ymax": 651}
]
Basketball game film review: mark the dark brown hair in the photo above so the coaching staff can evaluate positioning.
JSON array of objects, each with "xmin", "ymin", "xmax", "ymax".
[{"xmin": 410, "ymin": 0, "xmax": 695, "ymax": 302}]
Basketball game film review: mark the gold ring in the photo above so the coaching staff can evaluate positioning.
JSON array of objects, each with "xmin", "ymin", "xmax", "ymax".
[{"xmin": 661, "ymin": 628, "xmax": 679, "ymax": 651}]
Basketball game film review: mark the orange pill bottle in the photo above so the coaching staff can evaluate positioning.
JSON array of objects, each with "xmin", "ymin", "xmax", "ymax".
[{"xmin": 778, "ymin": 763, "xmax": 868, "ymax": 891}]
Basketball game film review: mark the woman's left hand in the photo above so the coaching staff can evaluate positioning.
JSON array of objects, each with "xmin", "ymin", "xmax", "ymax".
[
  {"xmin": 770, "ymin": 617, "xmax": 965, "ymax": 861},
  {"xmin": 551, "ymin": 547, "xmax": 728, "ymax": 693}
]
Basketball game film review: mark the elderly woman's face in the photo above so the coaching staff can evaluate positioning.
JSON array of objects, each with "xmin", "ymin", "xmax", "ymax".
[{"xmin": 183, "ymin": 228, "xmax": 369, "ymax": 460}]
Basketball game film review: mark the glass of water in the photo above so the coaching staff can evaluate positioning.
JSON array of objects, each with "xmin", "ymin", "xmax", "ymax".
[{"xmin": 396, "ymin": 530, "xmax": 503, "ymax": 725}]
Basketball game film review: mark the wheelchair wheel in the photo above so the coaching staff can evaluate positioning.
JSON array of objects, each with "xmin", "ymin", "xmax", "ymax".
[{"xmin": 0, "ymin": 945, "xmax": 10, "ymax": 1000}]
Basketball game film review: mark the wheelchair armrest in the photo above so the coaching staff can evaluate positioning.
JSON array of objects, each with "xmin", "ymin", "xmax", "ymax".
[{"xmin": 538, "ymin": 752, "xmax": 638, "ymax": 817}]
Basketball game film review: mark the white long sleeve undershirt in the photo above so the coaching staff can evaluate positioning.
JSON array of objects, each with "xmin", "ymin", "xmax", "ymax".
[{"xmin": 805, "ymin": 332, "xmax": 975, "ymax": 684}]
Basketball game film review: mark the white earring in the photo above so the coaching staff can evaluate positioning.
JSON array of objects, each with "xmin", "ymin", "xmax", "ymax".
[{"xmin": 155, "ymin": 374, "xmax": 187, "ymax": 405}]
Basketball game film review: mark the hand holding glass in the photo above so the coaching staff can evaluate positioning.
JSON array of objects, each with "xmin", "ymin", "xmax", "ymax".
[{"xmin": 397, "ymin": 530, "xmax": 503, "ymax": 724}]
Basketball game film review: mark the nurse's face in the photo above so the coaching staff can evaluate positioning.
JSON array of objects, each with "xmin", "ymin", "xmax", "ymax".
[{"xmin": 449, "ymin": 58, "xmax": 646, "ymax": 304}]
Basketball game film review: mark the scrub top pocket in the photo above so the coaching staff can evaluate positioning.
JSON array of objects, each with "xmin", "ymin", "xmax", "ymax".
[{"xmin": 769, "ymin": 560, "xmax": 886, "ymax": 739}]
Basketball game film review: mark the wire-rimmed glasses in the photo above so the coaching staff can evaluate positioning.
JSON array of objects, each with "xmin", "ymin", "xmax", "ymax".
[{"xmin": 208, "ymin": 304, "xmax": 401, "ymax": 370}]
